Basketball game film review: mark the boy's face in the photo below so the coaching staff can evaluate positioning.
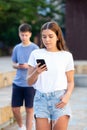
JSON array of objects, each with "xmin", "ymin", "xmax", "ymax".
[{"xmin": 19, "ymin": 31, "xmax": 32, "ymax": 44}]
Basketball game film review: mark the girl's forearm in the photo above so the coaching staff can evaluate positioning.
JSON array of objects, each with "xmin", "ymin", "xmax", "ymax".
[
  {"xmin": 66, "ymin": 82, "xmax": 74, "ymax": 97},
  {"xmin": 27, "ymin": 69, "xmax": 39, "ymax": 86}
]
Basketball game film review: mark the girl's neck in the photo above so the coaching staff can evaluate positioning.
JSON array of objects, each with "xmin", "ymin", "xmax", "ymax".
[{"xmin": 46, "ymin": 48, "xmax": 59, "ymax": 52}]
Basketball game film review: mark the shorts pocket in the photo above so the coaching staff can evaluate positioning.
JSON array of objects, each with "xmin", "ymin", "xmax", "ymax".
[{"xmin": 55, "ymin": 90, "xmax": 65, "ymax": 99}]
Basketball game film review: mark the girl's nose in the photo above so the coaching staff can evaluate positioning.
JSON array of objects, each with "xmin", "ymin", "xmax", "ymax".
[{"xmin": 46, "ymin": 37, "xmax": 49, "ymax": 41}]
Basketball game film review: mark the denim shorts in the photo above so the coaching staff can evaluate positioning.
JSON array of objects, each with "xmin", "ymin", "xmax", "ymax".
[
  {"xmin": 11, "ymin": 83, "xmax": 35, "ymax": 108},
  {"xmin": 34, "ymin": 90, "xmax": 72, "ymax": 120}
]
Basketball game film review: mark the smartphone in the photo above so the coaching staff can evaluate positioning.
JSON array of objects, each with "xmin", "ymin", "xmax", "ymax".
[
  {"xmin": 19, "ymin": 63, "xmax": 24, "ymax": 65},
  {"xmin": 19, "ymin": 63, "xmax": 23, "ymax": 65},
  {"xmin": 36, "ymin": 59, "xmax": 46, "ymax": 67}
]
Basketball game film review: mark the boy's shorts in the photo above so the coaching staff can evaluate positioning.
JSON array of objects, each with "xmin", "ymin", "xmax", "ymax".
[
  {"xmin": 34, "ymin": 90, "xmax": 72, "ymax": 121},
  {"xmin": 11, "ymin": 83, "xmax": 35, "ymax": 108}
]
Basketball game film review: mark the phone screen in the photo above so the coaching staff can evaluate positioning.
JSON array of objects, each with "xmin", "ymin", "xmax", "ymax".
[
  {"xmin": 36, "ymin": 59, "xmax": 46, "ymax": 67},
  {"xmin": 19, "ymin": 63, "xmax": 24, "ymax": 65}
]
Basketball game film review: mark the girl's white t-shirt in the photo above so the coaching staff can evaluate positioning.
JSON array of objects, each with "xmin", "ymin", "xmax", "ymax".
[{"xmin": 28, "ymin": 48, "xmax": 74, "ymax": 93}]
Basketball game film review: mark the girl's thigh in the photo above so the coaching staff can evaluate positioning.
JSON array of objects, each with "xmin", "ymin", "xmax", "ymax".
[
  {"xmin": 36, "ymin": 118, "xmax": 51, "ymax": 130},
  {"xmin": 53, "ymin": 115, "xmax": 69, "ymax": 130}
]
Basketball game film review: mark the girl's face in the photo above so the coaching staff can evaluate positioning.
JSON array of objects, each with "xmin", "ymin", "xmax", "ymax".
[{"xmin": 41, "ymin": 29, "xmax": 58, "ymax": 51}]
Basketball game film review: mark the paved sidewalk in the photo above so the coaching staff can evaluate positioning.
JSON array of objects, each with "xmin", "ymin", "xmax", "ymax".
[
  {"xmin": 0, "ymin": 56, "xmax": 14, "ymax": 73},
  {"xmin": 68, "ymin": 87, "xmax": 87, "ymax": 130}
]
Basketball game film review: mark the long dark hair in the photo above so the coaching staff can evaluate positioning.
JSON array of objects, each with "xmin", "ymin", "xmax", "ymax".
[{"xmin": 40, "ymin": 21, "xmax": 68, "ymax": 51}]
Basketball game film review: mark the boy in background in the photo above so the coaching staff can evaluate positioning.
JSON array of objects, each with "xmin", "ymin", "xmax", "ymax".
[{"xmin": 11, "ymin": 23, "xmax": 39, "ymax": 130}]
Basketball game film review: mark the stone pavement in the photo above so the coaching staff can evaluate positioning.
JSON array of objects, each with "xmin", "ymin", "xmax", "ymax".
[
  {"xmin": 0, "ymin": 56, "xmax": 87, "ymax": 130},
  {"xmin": 0, "ymin": 56, "xmax": 14, "ymax": 73}
]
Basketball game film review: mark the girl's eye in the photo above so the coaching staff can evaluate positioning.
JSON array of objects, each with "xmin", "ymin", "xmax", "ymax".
[
  {"xmin": 42, "ymin": 36, "xmax": 46, "ymax": 38},
  {"xmin": 49, "ymin": 36, "xmax": 53, "ymax": 38},
  {"xmin": 42, "ymin": 36, "xmax": 53, "ymax": 38}
]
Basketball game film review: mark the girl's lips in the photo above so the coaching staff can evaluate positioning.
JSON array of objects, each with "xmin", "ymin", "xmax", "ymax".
[{"xmin": 45, "ymin": 43, "xmax": 50, "ymax": 45}]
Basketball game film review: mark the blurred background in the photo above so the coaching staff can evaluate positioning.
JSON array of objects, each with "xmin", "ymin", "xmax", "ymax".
[
  {"xmin": 0, "ymin": 0, "xmax": 87, "ymax": 60},
  {"xmin": 0, "ymin": 0, "xmax": 87, "ymax": 130},
  {"xmin": 0, "ymin": 0, "xmax": 65, "ymax": 56}
]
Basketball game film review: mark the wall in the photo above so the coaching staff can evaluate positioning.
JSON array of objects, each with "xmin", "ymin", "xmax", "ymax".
[{"xmin": 66, "ymin": 0, "xmax": 87, "ymax": 60}]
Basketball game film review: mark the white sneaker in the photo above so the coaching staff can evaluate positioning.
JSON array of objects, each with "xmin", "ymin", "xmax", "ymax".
[{"xmin": 18, "ymin": 124, "xmax": 26, "ymax": 130}]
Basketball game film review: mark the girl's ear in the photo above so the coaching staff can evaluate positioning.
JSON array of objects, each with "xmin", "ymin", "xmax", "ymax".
[{"xmin": 57, "ymin": 37, "xmax": 59, "ymax": 41}]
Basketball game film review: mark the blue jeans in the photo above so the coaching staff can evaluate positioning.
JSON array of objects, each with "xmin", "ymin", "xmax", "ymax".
[{"xmin": 34, "ymin": 90, "xmax": 72, "ymax": 120}]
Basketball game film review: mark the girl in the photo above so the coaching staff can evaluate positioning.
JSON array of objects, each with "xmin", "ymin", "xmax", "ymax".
[{"xmin": 27, "ymin": 21, "xmax": 74, "ymax": 130}]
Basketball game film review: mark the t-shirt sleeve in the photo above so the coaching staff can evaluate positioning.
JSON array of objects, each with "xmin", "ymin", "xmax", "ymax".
[
  {"xmin": 28, "ymin": 51, "xmax": 36, "ymax": 67},
  {"xmin": 65, "ymin": 53, "xmax": 75, "ymax": 72},
  {"xmin": 11, "ymin": 46, "xmax": 18, "ymax": 63}
]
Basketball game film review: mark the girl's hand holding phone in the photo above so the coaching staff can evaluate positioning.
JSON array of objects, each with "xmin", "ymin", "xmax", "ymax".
[{"xmin": 36, "ymin": 59, "xmax": 48, "ymax": 73}]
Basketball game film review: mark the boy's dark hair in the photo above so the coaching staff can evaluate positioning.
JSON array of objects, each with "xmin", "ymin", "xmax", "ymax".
[{"xmin": 18, "ymin": 23, "xmax": 32, "ymax": 32}]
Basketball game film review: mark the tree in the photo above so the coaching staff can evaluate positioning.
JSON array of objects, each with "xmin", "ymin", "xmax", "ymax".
[{"xmin": 0, "ymin": 0, "xmax": 65, "ymax": 55}]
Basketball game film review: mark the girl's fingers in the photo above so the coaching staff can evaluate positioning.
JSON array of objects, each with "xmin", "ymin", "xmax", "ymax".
[{"xmin": 55, "ymin": 101, "xmax": 66, "ymax": 108}]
